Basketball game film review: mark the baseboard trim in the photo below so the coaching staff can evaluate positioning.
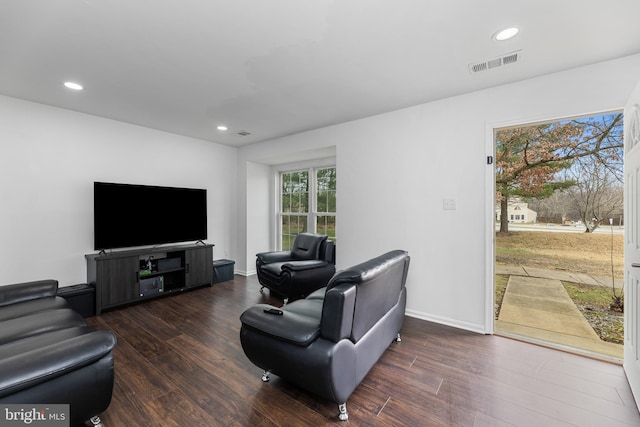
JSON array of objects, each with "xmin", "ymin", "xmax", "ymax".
[
  {"xmin": 235, "ymin": 269, "xmax": 255, "ymax": 277},
  {"xmin": 405, "ymin": 309, "xmax": 488, "ymax": 335}
]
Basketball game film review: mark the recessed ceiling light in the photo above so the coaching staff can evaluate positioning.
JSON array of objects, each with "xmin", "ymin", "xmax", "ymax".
[
  {"xmin": 217, "ymin": 125, "xmax": 228, "ymax": 131},
  {"xmin": 63, "ymin": 81, "xmax": 83, "ymax": 90},
  {"xmin": 493, "ymin": 27, "xmax": 519, "ymax": 41}
]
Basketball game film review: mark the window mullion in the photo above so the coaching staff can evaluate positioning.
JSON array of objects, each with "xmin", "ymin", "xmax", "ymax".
[{"xmin": 309, "ymin": 167, "xmax": 317, "ymax": 233}]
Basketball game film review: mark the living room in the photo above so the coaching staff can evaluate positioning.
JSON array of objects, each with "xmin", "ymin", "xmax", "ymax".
[
  {"xmin": 4, "ymin": 52, "xmax": 640, "ymax": 337},
  {"xmin": 2, "ymin": 1, "xmax": 640, "ymax": 425}
]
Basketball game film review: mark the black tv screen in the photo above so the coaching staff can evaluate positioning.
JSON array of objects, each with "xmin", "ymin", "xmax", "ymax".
[{"xmin": 94, "ymin": 182, "xmax": 207, "ymax": 250}]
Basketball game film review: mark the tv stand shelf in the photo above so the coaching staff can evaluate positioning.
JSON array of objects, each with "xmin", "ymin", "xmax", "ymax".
[{"xmin": 86, "ymin": 243, "xmax": 213, "ymax": 314}]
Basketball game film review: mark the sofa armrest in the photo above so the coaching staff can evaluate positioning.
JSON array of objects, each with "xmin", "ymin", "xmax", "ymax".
[
  {"xmin": 0, "ymin": 330, "xmax": 116, "ymax": 398},
  {"xmin": 256, "ymin": 251, "xmax": 294, "ymax": 264},
  {"xmin": 240, "ymin": 304, "xmax": 321, "ymax": 346},
  {"xmin": 0, "ymin": 279, "xmax": 58, "ymax": 308},
  {"xmin": 320, "ymin": 240, "xmax": 335, "ymax": 264},
  {"xmin": 320, "ymin": 283, "xmax": 356, "ymax": 342},
  {"xmin": 281, "ymin": 260, "xmax": 330, "ymax": 272}
]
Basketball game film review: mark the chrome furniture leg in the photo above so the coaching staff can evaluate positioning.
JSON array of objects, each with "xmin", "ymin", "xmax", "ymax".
[
  {"xmin": 338, "ymin": 403, "xmax": 348, "ymax": 421},
  {"xmin": 261, "ymin": 370, "xmax": 270, "ymax": 382},
  {"xmin": 396, "ymin": 333, "xmax": 402, "ymax": 342},
  {"xmin": 87, "ymin": 416, "xmax": 102, "ymax": 427}
]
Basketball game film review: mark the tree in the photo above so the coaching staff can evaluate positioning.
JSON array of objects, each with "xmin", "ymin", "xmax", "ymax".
[
  {"xmin": 563, "ymin": 156, "xmax": 623, "ymax": 233},
  {"xmin": 495, "ymin": 113, "xmax": 623, "ymax": 233},
  {"xmin": 527, "ymin": 190, "xmax": 573, "ymax": 224}
]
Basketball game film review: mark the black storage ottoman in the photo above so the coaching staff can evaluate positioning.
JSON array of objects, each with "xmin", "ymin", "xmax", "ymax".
[
  {"xmin": 57, "ymin": 283, "xmax": 96, "ymax": 317},
  {"xmin": 213, "ymin": 259, "xmax": 235, "ymax": 283}
]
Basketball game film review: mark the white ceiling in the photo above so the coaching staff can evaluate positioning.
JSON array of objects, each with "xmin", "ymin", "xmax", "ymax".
[{"xmin": 1, "ymin": 0, "xmax": 640, "ymax": 147}]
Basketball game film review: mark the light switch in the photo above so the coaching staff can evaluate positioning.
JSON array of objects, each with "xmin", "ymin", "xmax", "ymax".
[{"xmin": 443, "ymin": 198, "xmax": 456, "ymax": 210}]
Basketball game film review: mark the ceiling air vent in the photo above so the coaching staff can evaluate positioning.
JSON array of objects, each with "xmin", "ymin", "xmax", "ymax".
[
  {"xmin": 471, "ymin": 62, "xmax": 487, "ymax": 73},
  {"xmin": 469, "ymin": 50, "xmax": 522, "ymax": 74}
]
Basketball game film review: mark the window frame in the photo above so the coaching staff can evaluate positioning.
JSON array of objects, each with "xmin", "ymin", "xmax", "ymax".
[
  {"xmin": 277, "ymin": 163, "xmax": 336, "ymax": 250},
  {"xmin": 313, "ymin": 166, "xmax": 337, "ymax": 244}
]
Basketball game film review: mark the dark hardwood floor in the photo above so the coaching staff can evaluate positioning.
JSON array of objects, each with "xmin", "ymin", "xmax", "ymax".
[{"xmin": 85, "ymin": 275, "xmax": 640, "ymax": 426}]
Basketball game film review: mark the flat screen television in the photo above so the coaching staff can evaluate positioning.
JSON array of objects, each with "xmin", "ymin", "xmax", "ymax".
[{"xmin": 94, "ymin": 182, "xmax": 207, "ymax": 250}]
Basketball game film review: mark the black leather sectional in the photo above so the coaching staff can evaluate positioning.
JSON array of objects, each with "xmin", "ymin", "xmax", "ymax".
[{"xmin": 0, "ymin": 279, "xmax": 116, "ymax": 426}]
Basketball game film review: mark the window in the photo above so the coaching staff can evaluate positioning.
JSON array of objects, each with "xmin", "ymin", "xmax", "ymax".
[
  {"xmin": 279, "ymin": 167, "xmax": 336, "ymax": 250},
  {"xmin": 315, "ymin": 167, "xmax": 336, "ymax": 243},
  {"xmin": 280, "ymin": 170, "xmax": 309, "ymax": 251}
]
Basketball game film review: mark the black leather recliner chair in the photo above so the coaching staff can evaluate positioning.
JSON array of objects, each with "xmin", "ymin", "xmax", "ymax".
[
  {"xmin": 241, "ymin": 250, "xmax": 410, "ymax": 421},
  {"xmin": 256, "ymin": 232, "xmax": 336, "ymax": 304}
]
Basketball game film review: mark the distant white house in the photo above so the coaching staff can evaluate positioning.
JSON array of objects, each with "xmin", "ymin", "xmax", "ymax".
[{"xmin": 496, "ymin": 200, "xmax": 537, "ymax": 223}]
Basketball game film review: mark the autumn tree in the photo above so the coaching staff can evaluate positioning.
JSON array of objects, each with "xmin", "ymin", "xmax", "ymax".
[{"xmin": 495, "ymin": 113, "xmax": 623, "ymax": 233}]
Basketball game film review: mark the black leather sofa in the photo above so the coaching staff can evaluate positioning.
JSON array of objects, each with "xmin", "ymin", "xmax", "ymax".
[
  {"xmin": 256, "ymin": 232, "xmax": 336, "ymax": 304},
  {"xmin": 240, "ymin": 250, "xmax": 410, "ymax": 421},
  {"xmin": 0, "ymin": 279, "xmax": 116, "ymax": 426}
]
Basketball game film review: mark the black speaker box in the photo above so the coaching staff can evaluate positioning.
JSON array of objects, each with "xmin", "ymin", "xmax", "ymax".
[
  {"xmin": 140, "ymin": 276, "xmax": 164, "ymax": 297},
  {"xmin": 157, "ymin": 257, "xmax": 181, "ymax": 271}
]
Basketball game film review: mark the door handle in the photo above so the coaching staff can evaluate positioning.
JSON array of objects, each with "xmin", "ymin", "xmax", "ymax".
[{"xmin": 632, "ymin": 263, "xmax": 640, "ymax": 268}]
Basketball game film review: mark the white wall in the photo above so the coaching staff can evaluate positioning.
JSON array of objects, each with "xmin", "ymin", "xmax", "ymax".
[
  {"xmin": 239, "ymin": 54, "xmax": 640, "ymax": 333},
  {"xmin": 0, "ymin": 95, "xmax": 237, "ymax": 287},
  {"xmin": 244, "ymin": 161, "xmax": 271, "ymax": 275}
]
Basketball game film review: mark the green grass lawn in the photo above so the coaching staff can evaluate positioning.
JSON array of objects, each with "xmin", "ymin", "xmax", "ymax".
[
  {"xmin": 495, "ymin": 230, "xmax": 624, "ymax": 344},
  {"xmin": 563, "ymin": 281, "xmax": 623, "ymax": 343}
]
